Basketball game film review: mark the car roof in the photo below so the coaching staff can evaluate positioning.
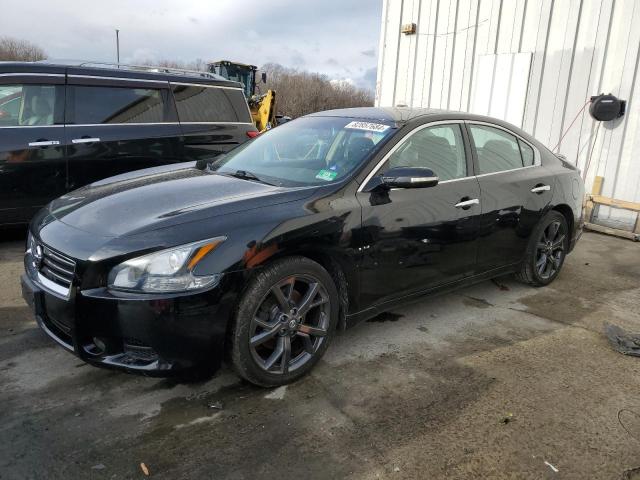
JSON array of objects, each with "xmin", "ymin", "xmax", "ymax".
[
  {"xmin": 0, "ymin": 61, "xmax": 243, "ymax": 89},
  {"xmin": 306, "ymin": 106, "xmax": 550, "ymax": 153},
  {"xmin": 306, "ymin": 107, "xmax": 451, "ymax": 122}
]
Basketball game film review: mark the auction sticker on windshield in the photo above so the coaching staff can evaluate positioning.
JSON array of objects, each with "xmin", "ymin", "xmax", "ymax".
[
  {"xmin": 344, "ymin": 121, "xmax": 391, "ymax": 132},
  {"xmin": 315, "ymin": 169, "xmax": 338, "ymax": 181}
]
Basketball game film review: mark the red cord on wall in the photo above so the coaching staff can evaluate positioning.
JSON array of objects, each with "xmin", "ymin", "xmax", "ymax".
[{"xmin": 552, "ymin": 99, "xmax": 592, "ymax": 153}]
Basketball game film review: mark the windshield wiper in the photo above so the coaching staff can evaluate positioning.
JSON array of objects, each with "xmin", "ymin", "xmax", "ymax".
[{"xmin": 225, "ymin": 170, "xmax": 276, "ymax": 186}]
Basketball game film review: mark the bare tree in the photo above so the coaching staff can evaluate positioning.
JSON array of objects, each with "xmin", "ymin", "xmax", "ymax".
[
  {"xmin": 261, "ymin": 63, "xmax": 374, "ymax": 118},
  {"xmin": 134, "ymin": 58, "xmax": 207, "ymax": 71},
  {"xmin": 0, "ymin": 37, "xmax": 46, "ymax": 61}
]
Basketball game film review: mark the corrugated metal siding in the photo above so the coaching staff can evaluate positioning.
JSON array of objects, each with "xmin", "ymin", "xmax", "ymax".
[{"xmin": 377, "ymin": 0, "xmax": 640, "ymax": 227}]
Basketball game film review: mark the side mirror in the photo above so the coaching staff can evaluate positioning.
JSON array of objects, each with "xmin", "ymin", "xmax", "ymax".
[
  {"xmin": 261, "ymin": 72, "xmax": 267, "ymax": 84},
  {"xmin": 380, "ymin": 167, "xmax": 439, "ymax": 189}
]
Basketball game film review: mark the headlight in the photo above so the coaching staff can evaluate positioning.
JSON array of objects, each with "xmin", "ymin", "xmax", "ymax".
[{"xmin": 108, "ymin": 237, "xmax": 226, "ymax": 293}]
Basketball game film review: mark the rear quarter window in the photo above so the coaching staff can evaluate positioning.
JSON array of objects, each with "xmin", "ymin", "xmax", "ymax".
[{"xmin": 171, "ymin": 84, "xmax": 251, "ymax": 123}]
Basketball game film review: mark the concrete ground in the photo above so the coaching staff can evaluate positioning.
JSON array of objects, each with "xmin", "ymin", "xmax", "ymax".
[{"xmin": 0, "ymin": 230, "xmax": 639, "ymax": 479}]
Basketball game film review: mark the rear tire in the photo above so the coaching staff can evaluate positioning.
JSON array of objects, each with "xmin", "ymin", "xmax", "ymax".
[
  {"xmin": 229, "ymin": 256, "xmax": 338, "ymax": 387},
  {"xmin": 516, "ymin": 210, "xmax": 569, "ymax": 287}
]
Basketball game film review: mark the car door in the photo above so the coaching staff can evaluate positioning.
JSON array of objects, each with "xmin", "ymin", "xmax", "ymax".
[
  {"xmin": 356, "ymin": 121, "xmax": 481, "ymax": 308},
  {"xmin": 171, "ymin": 83, "xmax": 256, "ymax": 161},
  {"xmin": 64, "ymin": 73, "xmax": 182, "ymax": 191},
  {"xmin": 0, "ymin": 73, "xmax": 67, "ymax": 224},
  {"xmin": 467, "ymin": 122, "xmax": 555, "ymax": 272}
]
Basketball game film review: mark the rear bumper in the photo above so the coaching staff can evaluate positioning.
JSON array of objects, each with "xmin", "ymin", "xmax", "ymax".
[{"xmin": 21, "ymin": 272, "xmax": 240, "ymax": 376}]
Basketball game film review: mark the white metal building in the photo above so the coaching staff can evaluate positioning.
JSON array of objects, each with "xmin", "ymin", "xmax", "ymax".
[{"xmin": 376, "ymin": 0, "xmax": 640, "ymax": 229}]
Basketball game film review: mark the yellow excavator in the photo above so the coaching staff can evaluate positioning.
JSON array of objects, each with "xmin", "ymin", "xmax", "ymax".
[{"xmin": 208, "ymin": 60, "xmax": 277, "ymax": 132}]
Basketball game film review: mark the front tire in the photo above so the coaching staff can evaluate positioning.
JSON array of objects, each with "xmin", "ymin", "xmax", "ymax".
[
  {"xmin": 229, "ymin": 256, "xmax": 338, "ymax": 387},
  {"xmin": 516, "ymin": 210, "xmax": 569, "ymax": 287}
]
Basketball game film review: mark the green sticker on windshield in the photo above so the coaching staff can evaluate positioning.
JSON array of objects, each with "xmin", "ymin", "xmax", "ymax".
[{"xmin": 315, "ymin": 169, "xmax": 338, "ymax": 181}]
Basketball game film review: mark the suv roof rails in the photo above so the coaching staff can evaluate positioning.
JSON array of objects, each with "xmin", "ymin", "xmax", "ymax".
[{"xmin": 72, "ymin": 60, "xmax": 227, "ymax": 81}]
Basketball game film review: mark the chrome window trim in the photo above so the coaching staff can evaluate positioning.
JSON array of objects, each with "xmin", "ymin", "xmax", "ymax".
[
  {"xmin": 0, "ymin": 73, "xmax": 65, "ymax": 78},
  {"xmin": 357, "ymin": 120, "xmax": 469, "ymax": 193},
  {"xmin": 170, "ymin": 81, "xmax": 244, "ymax": 91},
  {"xmin": 67, "ymin": 74, "xmax": 168, "ymax": 86},
  {"xmin": 474, "ymin": 164, "xmax": 538, "ymax": 178},
  {"xmin": 0, "ymin": 125, "xmax": 64, "ymax": 129},
  {"xmin": 65, "ymin": 121, "xmax": 254, "ymax": 127},
  {"xmin": 465, "ymin": 120, "xmax": 542, "ymax": 167},
  {"xmin": 0, "ymin": 121, "xmax": 254, "ymax": 128},
  {"xmin": 66, "ymin": 122, "xmax": 178, "ymax": 127},
  {"xmin": 179, "ymin": 121, "xmax": 255, "ymax": 126}
]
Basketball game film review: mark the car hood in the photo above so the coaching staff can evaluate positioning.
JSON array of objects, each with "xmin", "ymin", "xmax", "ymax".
[{"xmin": 46, "ymin": 164, "xmax": 315, "ymax": 237}]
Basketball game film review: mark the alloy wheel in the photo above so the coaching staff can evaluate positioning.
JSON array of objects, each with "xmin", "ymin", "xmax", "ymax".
[
  {"xmin": 249, "ymin": 275, "xmax": 330, "ymax": 374},
  {"xmin": 535, "ymin": 220, "xmax": 566, "ymax": 280}
]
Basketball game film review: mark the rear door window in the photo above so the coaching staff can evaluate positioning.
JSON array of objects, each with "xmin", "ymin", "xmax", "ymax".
[
  {"xmin": 65, "ymin": 86, "xmax": 167, "ymax": 124},
  {"xmin": 0, "ymin": 84, "xmax": 61, "ymax": 126},
  {"xmin": 171, "ymin": 84, "xmax": 251, "ymax": 123},
  {"xmin": 469, "ymin": 124, "xmax": 525, "ymax": 174}
]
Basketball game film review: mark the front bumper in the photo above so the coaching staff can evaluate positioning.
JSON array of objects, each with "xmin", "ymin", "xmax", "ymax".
[{"xmin": 21, "ymin": 272, "xmax": 240, "ymax": 376}]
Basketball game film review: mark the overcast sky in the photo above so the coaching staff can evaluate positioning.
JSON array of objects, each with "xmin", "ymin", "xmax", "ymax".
[{"xmin": 3, "ymin": 0, "xmax": 382, "ymax": 90}]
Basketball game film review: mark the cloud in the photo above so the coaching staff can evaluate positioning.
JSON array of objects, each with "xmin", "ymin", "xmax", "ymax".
[
  {"xmin": 2, "ymin": 0, "xmax": 381, "ymax": 91},
  {"xmin": 357, "ymin": 67, "xmax": 377, "ymax": 91}
]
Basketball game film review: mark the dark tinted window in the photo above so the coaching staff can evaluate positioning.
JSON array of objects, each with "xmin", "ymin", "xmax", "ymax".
[
  {"xmin": 66, "ymin": 86, "xmax": 166, "ymax": 124},
  {"xmin": 387, "ymin": 124, "xmax": 466, "ymax": 181},
  {"xmin": 470, "ymin": 125, "xmax": 525, "ymax": 174},
  {"xmin": 519, "ymin": 139, "xmax": 535, "ymax": 166},
  {"xmin": 172, "ymin": 85, "xmax": 250, "ymax": 123},
  {"xmin": 0, "ymin": 84, "xmax": 62, "ymax": 126}
]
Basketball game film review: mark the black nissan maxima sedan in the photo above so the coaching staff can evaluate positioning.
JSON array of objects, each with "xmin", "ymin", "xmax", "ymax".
[{"xmin": 21, "ymin": 107, "xmax": 584, "ymax": 386}]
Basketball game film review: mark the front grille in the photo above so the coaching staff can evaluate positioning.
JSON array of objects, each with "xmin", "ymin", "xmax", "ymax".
[{"xmin": 39, "ymin": 245, "xmax": 76, "ymax": 296}]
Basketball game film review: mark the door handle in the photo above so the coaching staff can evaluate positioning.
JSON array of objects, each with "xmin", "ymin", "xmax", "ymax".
[
  {"xmin": 454, "ymin": 198, "xmax": 480, "ymax": 209},
  {"xmin": 531, "ymin": 184, "xmax": 551, "ymax": 193},
  {"xmin": 28, "ymin": 140, "xmax": 60, "ymax": 147},
  {"xmin": 72, "ymin": 137, "xmax": 101, "ymax": 144}
]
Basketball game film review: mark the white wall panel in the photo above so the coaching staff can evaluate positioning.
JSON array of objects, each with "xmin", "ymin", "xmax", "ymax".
[
  {"xmin": 469, "ymin": 52, "xmax": 531, "ymax": 125},
  {"xmin": 377, "ymin": 0, "xmax": 640, "ymax": 229}
]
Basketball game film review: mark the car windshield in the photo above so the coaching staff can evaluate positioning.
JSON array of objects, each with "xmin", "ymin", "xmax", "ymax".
[{"xmin": 211, "ymin": 116, "xmax": 395, "ymax": 187}]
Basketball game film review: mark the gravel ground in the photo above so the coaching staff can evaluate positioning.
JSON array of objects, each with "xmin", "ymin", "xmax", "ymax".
[{"xmin": 0, "ymin": 230, "xmax": 639, "ymax": 479}]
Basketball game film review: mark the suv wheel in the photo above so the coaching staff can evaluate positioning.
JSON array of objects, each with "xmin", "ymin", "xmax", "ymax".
[
  {"xmin": 517, "ymin": 210, "xmax": 569, "ymax": 286},
  {"xmin": 229, "ymin": 256, "xmax": 338, "ymax": 387}
]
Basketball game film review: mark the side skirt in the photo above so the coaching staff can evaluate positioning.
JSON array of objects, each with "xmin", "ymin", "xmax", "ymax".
[{"xmin": 344, "ymin": 263, "xmax": 520, "ymax": 328}]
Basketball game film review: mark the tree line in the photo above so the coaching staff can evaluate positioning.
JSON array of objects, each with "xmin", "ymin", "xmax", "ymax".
[
  {"xmin": 260, "ymin": 63, "xmax": 374, "ymax": 118},
  {"xmin": 0, "ymin": 36, "xmax": 46, "ymax": 62}
]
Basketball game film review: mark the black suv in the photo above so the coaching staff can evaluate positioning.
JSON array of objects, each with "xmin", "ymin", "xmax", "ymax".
[{"xmin": 0, "ymin": 61, "xmax": 257, "ymax": 225}]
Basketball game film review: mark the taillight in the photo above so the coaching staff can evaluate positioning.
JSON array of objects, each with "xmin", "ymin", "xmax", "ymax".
[{"xmin": 246, "ymin": 130, "xmax": 260, "ymax": 138}]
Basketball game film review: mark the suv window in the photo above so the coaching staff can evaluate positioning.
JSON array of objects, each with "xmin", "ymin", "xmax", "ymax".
[
  {"xmin": 386, "ymin": 124, "xmax": 467, "ymax": 181},
  {"xmin": 172, "ymin": 85, "xmax": 251, "ymax": 123},
  {"xmin": 66, "ymin": 86, "xmax": 166, "ymax": 124},
  {"xmin": 469, "ymin": 125, "xmax": 525, "ymax": 174},
  {"xmin": 0, "ymin": 84, "xmax": 60, "ymax": 126}
]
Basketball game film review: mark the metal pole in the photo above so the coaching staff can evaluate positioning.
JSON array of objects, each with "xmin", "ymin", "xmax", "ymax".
[{"xmin": 115, "ymin": 29, "xmax": 120, "ymax": 66}]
